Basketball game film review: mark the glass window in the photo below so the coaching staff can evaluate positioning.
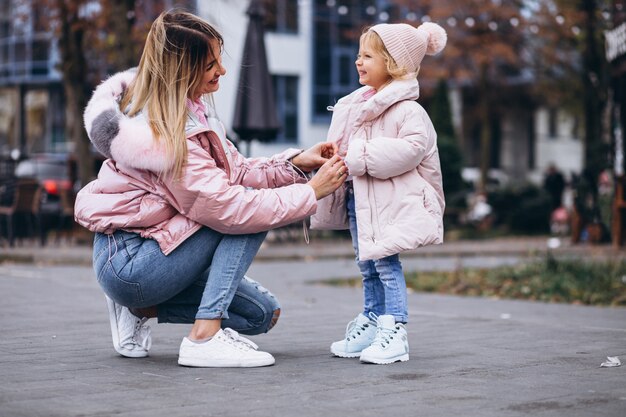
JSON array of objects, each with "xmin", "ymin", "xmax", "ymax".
[
  {"xmin": 14, "ymin": 40, "xmax": 26, "ymax": 63},
  {"xmin": 312, "ymin": 0, "xmax": 377, "ymax": 120},
  {"xmin": 32, "ymin": 40, "xmax": 49, "ymax": 62},
  {"xmin": 273, "ymin": 75, "xmax": 299, "ymax": 143},
  {"xmin": 314, "ymin": 20, "xmax": 332, "ymax": 87},
  {"xmin": 548, "ymin": 108, "xmax": 557, "ymax": 139},
  {"xmin": 0, "ymin": 42, "xmax": 7, "ymax": 66},
  {"xmin": 0, "ymin": 20, "xmax": 10, "ymax": 39},
  {"xmin": 264, "ymin": 0, "xmax": 298, "ymax": 34}
]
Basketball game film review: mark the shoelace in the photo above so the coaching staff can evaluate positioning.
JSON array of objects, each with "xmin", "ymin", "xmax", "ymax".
[
  {"xmin": 344, "ymin": 316, "xmax": 373, "ymax": 341},
  {"xmin": 223, "ymin": 328, "xmax": 258, "ymax": 351},
  {"xmin": 132, "ymin": 317, "xmax": 152, "ymax": 350},
  {"xmin": 370, "ymin": 317, "xmax": 399, "ymax": 348}
]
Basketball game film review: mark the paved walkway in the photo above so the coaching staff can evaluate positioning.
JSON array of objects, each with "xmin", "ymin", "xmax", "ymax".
[
  {"xmin": 0, "ymin": 237, "xmax": 625, "ymax": 416},
  {"xmin": 1, "ymin": 234, "xmax": 623, "ymax": 265}
]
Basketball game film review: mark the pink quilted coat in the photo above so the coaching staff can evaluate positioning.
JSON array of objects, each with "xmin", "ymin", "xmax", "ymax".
[
  {"xmin": 310, "ymin": 78, "xmax": 444, "ymax": 261},
  {"xmin": 75, "ymin": 69, "xmax": 317, "ymax": 255}
]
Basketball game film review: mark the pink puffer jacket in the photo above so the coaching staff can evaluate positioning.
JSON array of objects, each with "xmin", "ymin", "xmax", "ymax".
[
  {"xmin": 310, "ymin": 78, "xmax": 444, "ymax": 261},
  {"xmin": 75, "ymin": 69, "xmax": 317, "ymax": 255}
]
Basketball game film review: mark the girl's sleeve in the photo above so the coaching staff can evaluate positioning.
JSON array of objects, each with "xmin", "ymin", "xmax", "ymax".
[
  {"xmin": 345, "ymin": 109, "xmax": 433, "ymax": 180},
  {"xmin": 160, "ymin": 143, "xmax": 317, "ymax": 234}
]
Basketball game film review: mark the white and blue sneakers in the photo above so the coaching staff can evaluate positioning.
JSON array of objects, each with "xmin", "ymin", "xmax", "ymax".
[
  {"xmin": 360, "ymin": 314, "xmax": 409, "ymax": 364},
  {"xmin": 330, "ymin": 313, "xmax": 377, "ymax": 358},
  {"xmin": 331, "ymin": 313, "xmax": 409, "ymax": 364}
]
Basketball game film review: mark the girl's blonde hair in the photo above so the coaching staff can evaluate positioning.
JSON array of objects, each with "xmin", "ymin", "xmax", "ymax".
[
  {"xmin": 120, "ymin": 11, "xmax": 223, "ymax": 177},
  {"xmin": 360, "ymin": 29, "xmax": 416, "ymax": 80}
]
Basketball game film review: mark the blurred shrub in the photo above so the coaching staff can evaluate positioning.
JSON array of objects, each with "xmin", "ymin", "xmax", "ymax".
[
  {"xmin": 487, "ymin": 184, "xmax": 551, "ymax": 233},
  {"xmin": 325, "ymin": 256, "xmax": 626, "ymax": 306},
  {"xmin": 404, "ymin": 255, "xmax": 626, "ymax": 306}
]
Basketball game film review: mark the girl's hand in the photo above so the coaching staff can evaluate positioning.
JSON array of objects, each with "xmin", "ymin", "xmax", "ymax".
[
  {"xmin": 307, "ymin": 154, "xmax": 347, "ymax": 200},
  {"xmin": 292, "ymin": 142, "xmax": 338, "ymax": 172}
]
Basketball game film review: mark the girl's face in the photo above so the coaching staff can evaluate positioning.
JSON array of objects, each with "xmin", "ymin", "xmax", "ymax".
[
  {"xmin": 355, "ymin": 39, "xmax": 391, "ymax": 90},
  {"xmin": 193, "ymin": 39, "xmax": 226, "ymax": 99}
]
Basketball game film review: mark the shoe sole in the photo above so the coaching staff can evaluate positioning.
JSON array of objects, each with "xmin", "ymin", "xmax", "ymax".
[
  {"xmin": 106, "ymin": 296, "xmax": 148, "ymax": 358},
  {"xmin": 360, "ymin": 353, "xmax": 409, "ymax": 364},
  {"xmin": 330, "ymin": 348, "xmax": 362, "ymax": 358},
  {"xmin": 178, "ymin": 357, "xmax": 275, "ymax": 368}
]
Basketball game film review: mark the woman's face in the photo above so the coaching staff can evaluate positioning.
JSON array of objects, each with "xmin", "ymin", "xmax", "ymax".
[
  {"xmin": 193, "ymin": 39, "xmax": 226, "ymax": 99},
  {"xmin": 355, "ymin": 39, "xmax": 391, "ymax": 91}
]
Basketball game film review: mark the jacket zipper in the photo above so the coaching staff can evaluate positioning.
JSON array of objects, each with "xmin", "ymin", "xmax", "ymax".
[{"xmin": 363, "ymin": 122, "xmax": 380, "ymax": 243}]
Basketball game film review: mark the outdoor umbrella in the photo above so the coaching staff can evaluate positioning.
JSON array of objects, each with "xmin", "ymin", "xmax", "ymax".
[{"xmin": 232, "ymin": 0, "xmax": 281, "ymax": 156}]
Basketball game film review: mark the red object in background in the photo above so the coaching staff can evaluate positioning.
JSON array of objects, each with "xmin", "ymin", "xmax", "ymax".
[{"xmin": 42, "ymin": 179, "xmax": 72, "ymax": 196}]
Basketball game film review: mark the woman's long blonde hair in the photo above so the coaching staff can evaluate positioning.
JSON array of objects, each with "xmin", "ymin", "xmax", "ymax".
[{"xmin": 120, "ymin": 11, "xmax": 223, "ymax": 177}]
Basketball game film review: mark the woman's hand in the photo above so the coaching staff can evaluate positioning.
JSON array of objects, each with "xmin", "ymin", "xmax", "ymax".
[
  {"xmin": 291, "ymin": 142, "xmax": 338, "ymax": 172},
  {"xmin": 307, "ymin": 154, "xmax": 348, "ymax": 200}
]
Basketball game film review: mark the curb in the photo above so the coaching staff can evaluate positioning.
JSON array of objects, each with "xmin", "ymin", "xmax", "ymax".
[{"xmin": 1, "ymin": 241, "xmax": 623, "ymax": 266}]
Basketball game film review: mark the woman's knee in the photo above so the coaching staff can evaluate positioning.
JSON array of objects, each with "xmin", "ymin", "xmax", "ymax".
[
  {"xmin": 268, "ymin": 308, "xmax": 280, "ymax": 331},
  {"xmin": 233, "ymin": 277, "xmax": 281, "ymax": 335}
]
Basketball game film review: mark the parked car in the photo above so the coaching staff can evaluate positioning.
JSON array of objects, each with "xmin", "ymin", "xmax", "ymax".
[{"xmin": 14, "ymin": 154, "xmax": 73, "ymax": 216}]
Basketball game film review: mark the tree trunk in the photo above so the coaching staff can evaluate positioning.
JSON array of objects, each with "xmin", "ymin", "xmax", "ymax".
[
  {"xmin": 55, "ymin": 0, "xmax": 94, "ymax": 189},
  {"xmin": 582, "ymin": 0, "xmax": 606, "ymax": 186},
  {"xmin": 479, "ymin": 63, "xmax": 491, "ymax": 193},
  {"xmin": 108, "ymin": 0, "xmax": 137, "ymax": 70}
]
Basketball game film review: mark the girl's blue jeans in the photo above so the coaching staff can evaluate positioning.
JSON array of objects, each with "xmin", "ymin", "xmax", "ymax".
[
  {"xmin": 346, "ymin": 183, "xmax": 408, "ymax": 323},
  {"xmin": 92, "ymin": 227, "xmax": 279, "ymax": 335}
]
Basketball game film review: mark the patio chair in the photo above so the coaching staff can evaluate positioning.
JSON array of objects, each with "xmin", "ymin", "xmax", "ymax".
[{"xmin": 0, "ymin": 178, "xmax": 43, "ymax": 246}]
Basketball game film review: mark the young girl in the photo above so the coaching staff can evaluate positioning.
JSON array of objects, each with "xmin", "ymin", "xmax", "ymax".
[{"xmin": 311, "ymin": 22, "xmax": 447, "ymax": 364}]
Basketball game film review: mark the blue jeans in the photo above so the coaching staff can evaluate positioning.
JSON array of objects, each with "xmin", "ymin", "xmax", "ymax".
[
  {"xmin": 93, "ymin": 228, "xmax": 279, "ymax": 335},
  {"xmin": 346, "ymin": 184, "xmax": 408, "ymax": 323}
]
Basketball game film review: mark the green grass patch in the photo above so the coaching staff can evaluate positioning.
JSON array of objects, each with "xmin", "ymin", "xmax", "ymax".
[{"xmin": 324, "ymin": 255, "xmax": 626, "ymax": 306}]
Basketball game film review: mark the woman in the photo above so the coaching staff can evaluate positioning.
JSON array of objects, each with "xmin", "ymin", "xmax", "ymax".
[{"xmin": 75, "ymin": 11, "xmax": 347, "ymax": 368}]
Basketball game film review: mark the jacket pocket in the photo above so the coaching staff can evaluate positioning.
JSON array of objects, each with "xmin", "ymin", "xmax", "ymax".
[{"xmin": 422, "ymin": 186, "xmax": 443, "ymax": 218}]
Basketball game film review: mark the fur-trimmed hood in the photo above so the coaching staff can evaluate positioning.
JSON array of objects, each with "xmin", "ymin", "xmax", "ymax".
[{"xmin": 84, "ymin": 69, "xmax": 209, "ymax": 173}]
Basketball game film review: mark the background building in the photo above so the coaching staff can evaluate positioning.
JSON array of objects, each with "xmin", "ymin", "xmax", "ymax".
[
  {"xmin": 0, "ymin": 0, "xmax": 585, "ymax": 187},
  {"xmin": 205, "ymin": 0, "xmax": 583, "ymax": 185},
  {"xmin": 0, "ymin": 0, "xmax": 64, "ymax": 157}
]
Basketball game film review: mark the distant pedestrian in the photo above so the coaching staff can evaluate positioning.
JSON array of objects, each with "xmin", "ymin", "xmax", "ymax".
[
  {"xmin": 311, "ymin": 22, "xmax": 447, "ymax": 364},
  {"xmin": 543, "ymin": 163, "xmax": 566, "ymax": 210},
  {"xmin": 75, "ymin": 11, "xmax": 346, "ymax": 368}
]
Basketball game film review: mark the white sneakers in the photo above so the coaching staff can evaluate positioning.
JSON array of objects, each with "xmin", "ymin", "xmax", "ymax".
[
  {"xmin": 105, "ymin": 296, "xmax": 273, "ymax": 367},
  {"xmin": 360, "ymin": 314, "xmax": 409, "ymax": 364},
  {"xmin": 178, "ymin": 328, "xmax": 275, "ymax": 367},
  {"xmin": 330, "ymin": 313, "xmax": 377, "ymax": 357},
  {"xmin": 105, "ymin": 296, "xmax": 152, "ymax": 358},
  {"xmin": 331, "ymin": 313, "xmax": 409, "ymax": 364}
]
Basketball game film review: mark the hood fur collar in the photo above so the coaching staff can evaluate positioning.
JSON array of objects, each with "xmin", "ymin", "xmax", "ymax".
[{"xmin": 84, "ymin": 69, "xmax": 179, "ymax": 173}]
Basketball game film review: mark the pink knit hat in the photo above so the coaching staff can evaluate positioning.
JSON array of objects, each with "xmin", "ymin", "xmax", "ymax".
[{"xmin": 370, "ymin": 22, "xmax": 447, "ymax": 73}]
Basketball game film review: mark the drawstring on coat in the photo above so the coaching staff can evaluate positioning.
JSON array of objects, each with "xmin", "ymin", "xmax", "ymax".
[{"xmin": 287, "ymin": 159, "xmax": 311, "ymax": 245}]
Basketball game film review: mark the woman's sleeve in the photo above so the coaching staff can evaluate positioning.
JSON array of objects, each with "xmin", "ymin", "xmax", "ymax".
[
  {"xmin": 160, "ymin": 144, "xmax": 317, "ymax": 234},
  {"xmin": 227, "ymin": 141, "xmax": 308, "ymax": 188},
  {"xmin": 345, "ymin": 110, "xmax": 433, "ymax": 180}
]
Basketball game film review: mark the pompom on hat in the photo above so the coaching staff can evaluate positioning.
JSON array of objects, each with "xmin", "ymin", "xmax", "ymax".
[{"xmin": 370, "ymin": 21, "xmax": 447, "ymax": 74}]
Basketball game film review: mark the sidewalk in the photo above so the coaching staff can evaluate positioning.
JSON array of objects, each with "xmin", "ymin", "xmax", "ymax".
[
  {"xmin": 1, "ymin": 234, "xmax": 623, "ymax": 265},
  {"xmin": 0, "ymin": 237, "xmax": 625, "ymax": 417}
]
